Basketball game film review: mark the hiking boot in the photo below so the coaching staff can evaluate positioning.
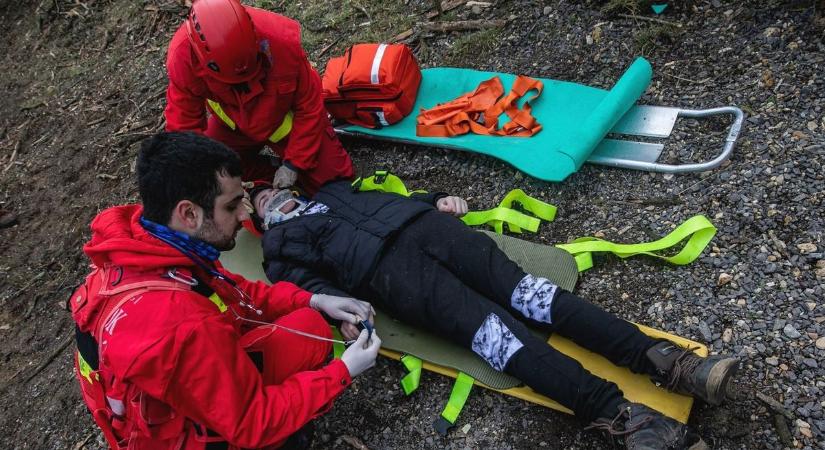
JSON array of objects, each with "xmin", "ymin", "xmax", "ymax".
[
  {"xmin": 587, "ymin": 402, "xmax": 708, "ymax": 450},
  {"xmin": 646, "ymin": 340, "xmax": 739, "ymax": 405}
]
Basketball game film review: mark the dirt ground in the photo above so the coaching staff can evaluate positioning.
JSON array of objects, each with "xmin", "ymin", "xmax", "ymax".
[{"xmin": 1, "ymin": 0, "xmax": 823, "ymax": 449}]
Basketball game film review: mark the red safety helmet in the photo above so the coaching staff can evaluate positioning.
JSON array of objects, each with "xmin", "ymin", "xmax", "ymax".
[{"xmin": 185, "ymin": 0, "xmax": 262, "ymax": 84}]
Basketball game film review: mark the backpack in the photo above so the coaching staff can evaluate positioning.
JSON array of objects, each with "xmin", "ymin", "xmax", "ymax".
[{"xmin": 321, "ymin": 43, "xmax": 421, "ymax": 128}]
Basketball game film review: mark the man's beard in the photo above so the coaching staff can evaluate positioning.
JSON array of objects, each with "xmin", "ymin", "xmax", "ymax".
[{"xmin": 195, "ymin": 217, "xmax": 237, "ymax": 251}]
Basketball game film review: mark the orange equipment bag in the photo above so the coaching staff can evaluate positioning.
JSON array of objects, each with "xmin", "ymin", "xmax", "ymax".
[
  {"xmin": 416, "ymin": 75, "xmax": 544, "ymax": 137},
  {"xmin": 322, "ymin": 43, "xmax": 422, "ymax": 128}
]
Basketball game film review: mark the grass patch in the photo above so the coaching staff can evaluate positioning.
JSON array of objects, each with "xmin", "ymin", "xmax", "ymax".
[
  {"xmin": 248, "ymin": 0, "xmax": 417, "ymax": 55},
  {"xmin": 601, "ymin": 0, "xmax": 646, "ymax": 15},
  {"xmin": 634, "ymin": 23, "xmax": 680, "ymax": 56},
  {"xmin": 442, "ymin": 28, "xmax": 502, "ymax": 67}
]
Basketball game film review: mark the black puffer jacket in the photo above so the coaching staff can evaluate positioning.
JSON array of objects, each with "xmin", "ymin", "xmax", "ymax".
[{"xmin": 261, "ymin": 180, "xmax": 445, "ymax": 292}]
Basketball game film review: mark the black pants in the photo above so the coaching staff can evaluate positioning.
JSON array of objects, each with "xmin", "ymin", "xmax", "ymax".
[{"xmin": 365, "ymin": 211, "xmax": 659, "ymax": 422}]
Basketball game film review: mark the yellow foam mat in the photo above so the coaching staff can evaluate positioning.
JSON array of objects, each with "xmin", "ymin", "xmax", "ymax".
[{"xmin": 380, "ymin": 324, "xmax": 706, "ymax": 424}]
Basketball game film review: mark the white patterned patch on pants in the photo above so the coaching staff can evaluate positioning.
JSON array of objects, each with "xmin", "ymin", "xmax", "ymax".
[
  {"xmin": 510, "ymin": 274, "xmax": 557, "ymax": 324},
  {"xmin": 471, "ymin": 313, "xmax": 524, "ymax": 371}
]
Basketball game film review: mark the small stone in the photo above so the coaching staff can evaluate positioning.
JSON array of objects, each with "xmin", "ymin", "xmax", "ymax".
[
  {"xmin": 737, "ymin": 299, "xmax": 747, "ymax": 307},
  {"xmin": 621, "ymin": 292, "xmax": 630, "ymax": 300},
  {"xmin": 698, "ymin": 321, "xmax": 713, "ymax": 342},
  {"xmin": 0, "ymin": 324, "xmax": 10, "ymax": 331},
  {"xmin": 471, "ymin": 5, "xmax": 482, "ymax": 15},
  {"xmin": 718, "ymin": 272, "xmax": 733, "ymax": 286},
  {"xmin": 722, "ymin": 328, "xmax": 733, "ymax": 343},
  {"xmin": 461, "ymin": 423, "xmax": 471, "ymax": 434},
  {"xmin": 802, "ymin": 358, "xmax": 818, "ymax": 368},
  {"xmin": 815, "ymin": 260, "xmax": 825, "ymax": 278},
  {"xmin": 796, "ymin": 419, "xmax": 812, "ymax": 438},
  {"xmin": 797, "ymin": 243, "xmax": 817, "ymax": 254},
  {"xmin": 766, "ymin": 356, "xmax": 779, "ymax": 366},
  {"xmin": 807, "ymin": 120, "xmax": 819, "ymax": 131},
  {"xmin": 816, "ymin": 337, "xmax": 825, "ymax": 350},
  {"xmin": 543, "ymin": 6, "xmax": 552, "ymax": 15},
  {"xmin": 763, "ymin": 26, "xmax": 780, "ymax": 37},
  {"xmin": 784, "ymin": 324, "xmax": 802, "ymax": 339},
  {"xmin": 792, "ymin": 130, "xmax": 807, "ymax": 140}
]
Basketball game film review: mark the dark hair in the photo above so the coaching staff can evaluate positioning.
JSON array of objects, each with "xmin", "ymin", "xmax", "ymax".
[{"xmin": 137, "ymin": 132, "xmax": 242, "ymax": 224}]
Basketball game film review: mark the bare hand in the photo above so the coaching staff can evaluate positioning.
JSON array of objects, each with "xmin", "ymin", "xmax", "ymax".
[{"xmin": 436, "ymin": 196, "xmax": 469, "ymax": 217}]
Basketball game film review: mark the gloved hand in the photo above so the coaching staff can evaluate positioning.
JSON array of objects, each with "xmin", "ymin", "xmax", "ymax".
[
  {"xmin": 272, "ymin": 164, "xmax": 298, "ymax": 188},
  {"xmin": 240, "ymin": 181, "xmax": 255, "ymax": 215},
  {"xmin": 340, "ymin": 329, "xmax": 382, "ymax": 377},
  {"xmin": 310, "ymin": 294, "xmax": 375, "ymax": 325},
  {"xmin": 436, "ymin": 196, "xmax": 469, "ymax": 217}
]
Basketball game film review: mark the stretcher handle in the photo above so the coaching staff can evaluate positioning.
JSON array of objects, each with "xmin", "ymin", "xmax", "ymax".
[{"xmin": 588, "ymin": 106, "xmax": 744, "ymax": 174}]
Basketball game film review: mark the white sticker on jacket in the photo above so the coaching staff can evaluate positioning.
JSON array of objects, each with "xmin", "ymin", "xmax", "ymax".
[
  {"xmin": 471, "ymin": 313, "xmax": 524, "ymax": 372},
  {"xmin": 511, "ymin": 274, "xmax": 557, "ymax": 324}
]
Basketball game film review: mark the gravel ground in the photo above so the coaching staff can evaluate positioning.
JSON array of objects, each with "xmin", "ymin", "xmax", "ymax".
[
  {"xmin": 0, "ymin": 0, "xmax": 823, "ymax": 449},
  {"xmin": 314, "ymin": 2, "xmax": 825, "ymax": 449}
]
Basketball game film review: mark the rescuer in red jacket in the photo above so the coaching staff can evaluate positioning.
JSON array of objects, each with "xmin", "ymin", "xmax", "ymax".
[
  {"xmin": 164, "ymin": 0, "xmax": 354, "ymax": 195},
  {"xmin": 69, "ymin": 131, "xmax": 380, "ymax": 449}
]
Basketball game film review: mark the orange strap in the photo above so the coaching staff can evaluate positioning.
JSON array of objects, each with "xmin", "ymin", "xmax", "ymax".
[{"xmin": 416, "ymin": 75, "xmax": 543, "ymax": 137}]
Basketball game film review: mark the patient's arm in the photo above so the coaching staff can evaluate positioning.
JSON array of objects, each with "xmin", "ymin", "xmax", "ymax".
[
  {"xmin": 264, "ymin": 258, "xmax": 349, "ymax": 297},
  {"xmin": 408, "ymin": 190, "xmax": 448, "ymax": 206}
]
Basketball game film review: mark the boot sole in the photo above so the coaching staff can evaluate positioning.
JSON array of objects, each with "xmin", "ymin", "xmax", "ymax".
[{"xmin": 704, "ymin": 357, "xmax": 739, "ymax": 405}]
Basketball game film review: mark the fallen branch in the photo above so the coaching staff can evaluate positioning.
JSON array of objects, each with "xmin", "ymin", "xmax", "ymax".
[
  {"xmin": 0, "ymin": 271, "xmax": 46, "ymax": 303},
  {"xmin": 418, "ymin": 19, "xmax": 506, "ymax": 32},
  {"xmin": 352, "ymin": 2, "xmax": 371, "ymax": 22},
  {"xmin": 3, "ymin": 139, "xmax": 20, "ymax": 174},
  {"xmin": 773, "ymin": 414, "xmax": 794, "ymax": 448},
  {"xmin": 756, "ymin": 392, "xmax": 795, "ymax": 421},
  {"xmin": 618, "ymin": 13, "xmax": 682, "ymax": 28},
  {"xmin": 389, "ymin": 29, "xmax": 415, "ymax": 43},
  {"xmin": 426, "ymin": 0, "xmax": 466, "ymax": 19},
  {"xmin": 316, "ymin": 37, "xmax": 342, "ymax": 57}
]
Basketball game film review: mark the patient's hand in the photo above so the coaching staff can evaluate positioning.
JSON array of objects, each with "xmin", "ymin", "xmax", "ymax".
[
  {"xmin": 340, "ymin": 322, "xmax": 360, "ymax": 341},
  {"xmin": 437, "ymin": 196, "xmax": 469, "ymax": 217}
]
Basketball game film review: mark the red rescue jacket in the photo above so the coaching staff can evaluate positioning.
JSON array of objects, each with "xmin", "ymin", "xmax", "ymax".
[
  {"xmin": 71, "ymin": 205, "xmax": 351, "ymax": 449},
  {"xmin": 164, "ymin": 8, "xmax": 342, "ymax": 173}
]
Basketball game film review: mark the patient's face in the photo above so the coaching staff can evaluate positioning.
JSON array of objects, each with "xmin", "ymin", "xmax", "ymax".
[{"xmin": 253, "ymin": 188, "xmax": 300, "ymax": 219}]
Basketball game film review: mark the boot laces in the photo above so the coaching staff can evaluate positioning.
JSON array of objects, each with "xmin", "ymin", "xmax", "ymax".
[
  {"xmin": 585, "ymin": 406, "xmax": 653, "ymax": 436},
  {"xmin": 667, "ymin": 346, "xmax": 702, "ymax": 391}
]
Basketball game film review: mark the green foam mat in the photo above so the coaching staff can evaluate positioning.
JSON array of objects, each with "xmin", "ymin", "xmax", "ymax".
[
  {"xmin": 337, "ymin": 57, "xmax": 652, "ymax": 182},
  {"xmin": 220, "ymin": 228, "xmax": 578, "ymax": 390}
]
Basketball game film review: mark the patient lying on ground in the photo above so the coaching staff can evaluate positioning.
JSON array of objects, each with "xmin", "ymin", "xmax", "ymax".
[{"xmin": 251, "ymin": 181, "xmax": 738, "ymax": 449}]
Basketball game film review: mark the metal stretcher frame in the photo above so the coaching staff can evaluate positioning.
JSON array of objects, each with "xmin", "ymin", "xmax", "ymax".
[
  {"xmin": 590, "ymin": 105, "xmax": 745, "ymax": 173},
  {"xmin": 335, "ymin": 104, "xmax": 745, "ymax": 175}
]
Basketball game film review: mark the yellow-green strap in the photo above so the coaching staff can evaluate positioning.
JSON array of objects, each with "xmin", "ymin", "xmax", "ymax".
[
  {"xmin": 461, "ymin": 189, "xmax": 557, "ymax": 234},
  {"xmin": 353, "ymin": 171, "xmax": 555, "ymax": 235},
  {"xmin": 330, "ymin": 326, "xmax": 345, "ymax": 359},
  {"xmin": 434, "ymin": 372, "xmax": 475, "ymax": 435},
  {"xmin": 400, "ymin": 354, "xmax": 423, "ymax": 395},
  {"xmin": 352, "ymin": 170, "xmax": 427, "ymax": 197},
  {"xmin": 555, "ymin": 215, "xmax": 717, "ymax": 272}
]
